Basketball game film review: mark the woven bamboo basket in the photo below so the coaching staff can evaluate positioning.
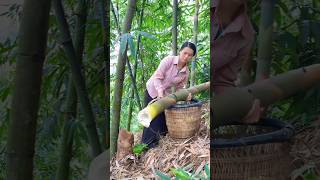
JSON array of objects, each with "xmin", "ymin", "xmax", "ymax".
[
  {"xmin": 212, "ymin": 142, "xmax": 291, "ymax": 180},
  {"xmin": 165, "ymin": 100, "xmax": 202, "ymax": 139},
  {"xmin": 212, "ymin": 118, "xmax": 294, "ymax": 180}
]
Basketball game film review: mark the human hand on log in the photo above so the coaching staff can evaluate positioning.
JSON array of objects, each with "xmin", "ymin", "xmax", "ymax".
[
  {"xmin": 157, "ymin": 90, "xmax": 164, "ymax": 99},
  {"xmin": 241, "ymin": 99, "xmax": 265, "ymax": 124},
  {"xmin": 186, "ymin": 93, "xmax": 192, "ymax": 102}
]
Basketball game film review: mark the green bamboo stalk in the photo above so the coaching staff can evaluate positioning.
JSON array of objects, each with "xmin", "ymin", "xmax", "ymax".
[
  {"xmin": 6, "ymin": 0, "xmax": 51, "ymax": 179},
  {"xmin": 56, "ymin": 81, "xmax": 77, "ymax": 179},
  {"xmin": 96, "ymin": 0, "xmax": 110, "ymax": 150},
  {"xmin": 110, "ymin": 0, "xmax": 137, "ymax": 156},
  {"xmin": 53, "ymin": 0, "xmax": 102, "ymax": 157},
  {"xmin": 126, "ymin": 0, "xmax": 147, "ymax": 131},
  {"xmin": 56, "ymin": 0, "xmax": 88, "ymax": 179},
  {"xmin": 190, "ymin": 0, "xmax": 200, "ymax": 87},
  {"xmin": 111, "ymin": 1, "xmax": 121, "ymax": 34},
  {"xmin": 126, "ymin": 56, "xmax": 142, "ymax": 110},
  {"xmin": 172, "ymin": 0, "xmax": 178, "ymax": 55},
  {"xmin": 127, "ymin": 89, "xmax": 134, "ymax": 131},
  {"xmin": 255, "ymin": 0, "xmax": 275, "ymax": 81}
]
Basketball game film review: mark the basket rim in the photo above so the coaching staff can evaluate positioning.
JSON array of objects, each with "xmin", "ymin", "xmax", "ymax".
[
  {"xmin": 167, "ymin": 99, "xmax": 203, "ymax": 109},
  {"xmin": 212, "ymin": 118, "xmax": 295, "ymax": 148}
]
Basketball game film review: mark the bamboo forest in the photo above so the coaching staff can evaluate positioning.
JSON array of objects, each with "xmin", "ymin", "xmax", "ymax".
[{"xmin": 0, "ymin": 0, "xmax": 319, "ymax": 179}]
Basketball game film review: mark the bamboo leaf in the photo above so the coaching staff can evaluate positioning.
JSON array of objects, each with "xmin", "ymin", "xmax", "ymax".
[
  {"xmin": 120, "ymin": 33, "xmax": 129, "ymax": 55},
  {"xmin": 170, "ymin": 168, "xmax": 191, "ymax": 180},
  {"xmin": 137, "ymin": 31, "xmax": 157, "ymax": 39},
  {"xmin": 277, "ymin": 1, "xmax": 289, "ymax": 14},
  {"xmin": 67, "ymin": 120, "xmax": 77, "ymax": 145},
  {"xmin": 132, "ymin": 143, "xmax": 148, "ymax": 155},
  {"xmin": 155, "ymin": 170, "xmax": 171, "ymax": 180},
  {"xmin": 127, "ymin": 34, "xmax": 136, "ymax": 59},
  {"xmin": 204, "ymin": 164, "xmax": 210, "ymax": 179}
]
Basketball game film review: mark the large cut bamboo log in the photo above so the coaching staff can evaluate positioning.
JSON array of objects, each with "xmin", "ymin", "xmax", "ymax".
[
  {"xmin": 138, "ymin": 82, "xmax": 210, "ymax": 127},
  {"xmin": 213, "ymin": 64, "xmax": 320, "ymax": 127}
]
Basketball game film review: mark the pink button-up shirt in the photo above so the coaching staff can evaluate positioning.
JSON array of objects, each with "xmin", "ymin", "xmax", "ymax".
[
  {"xmin": 211, "ymin": 0, "xmax": 255, "ymax": 94},
  {"xmin": 146, "ymin": 55, "xmax": 189, "ymax": 98}
]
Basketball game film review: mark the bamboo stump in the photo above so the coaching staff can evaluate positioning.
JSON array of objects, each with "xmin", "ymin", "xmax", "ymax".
[{"xmin": 116, "ymin": 129, "xmax": 134, "ymax": 160}]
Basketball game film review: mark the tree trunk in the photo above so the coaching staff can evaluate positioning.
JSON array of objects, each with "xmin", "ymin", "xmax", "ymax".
[
  {"xmin": 255, "ymin": 0, "xmax": 275, "ymax": 81},
  {"xmin": 53, "ymin": 0, "xmax": 102, "ymax": 157},
  {"xmin": 127, "ymin": 89, "xmax": 134, "ymax": 131},
  {"xmin": 55, "ymin": 82, "xmax": 77, "ymax": 180},
  {"xmin": 190, "ymin": 0, "xmax": 199, "ymax": 87},
  {"xmin": 97, "ymin": 0, "xmax": 110, "ymax": 150},
  {"xmin": 6, "ymin": 0, "xmax": 51, "ymax": 179},
  {"xmin": 111, "ymin": 1, "xmax": 121, "ymax": 35},
  {"xmin": 56, "ymin": 0, "xmax": 88, "ymax": 179},
  {"xmin": 126, "ymin": 0, "xmax": 146, "ymax": 131},
  {"xmin": 138, "ymin": 82, "xmax": 210, "ymax": 127},
  {"xmin": 126, "ymin": 56, "xmax": 142, "ymax": 110},
  {"xmin": 172, "ymin": 0, "xmax": 178, "ymax": 55},
  {"xmin": 213, "ymin": 64, "xmax": 320, "ymax": 127},
  {"xmin": 110, "ymin": 0, "xmax": 137, "ymax": 156}
]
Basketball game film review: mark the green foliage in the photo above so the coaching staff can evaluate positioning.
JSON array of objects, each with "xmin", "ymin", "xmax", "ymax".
[
  {"xmin": 291, "ymin": 162, "xmax": 320, "ymax": 180},
  {"xmin": 1, "ymin": 0, "xmax": 106, "ymax": 178},
  {"xmin": 156, "ymin": 171, "xmax": 171, "ymax": 180},
  {"xmin": 246, "ymin": 0, "xmax": 320, "ymax": 125},
  {"xmin": 111, "ymin": 0, "xmax": 210, "ymax": 133},
  {"xmin": 170, "ymin": 168, "xmax": 192, "ymax": 180},
  {"xmin": 132, "ymin": 143, "xmax": 148, "ymax": 155},
  {"xmin": 155, "ymin": 163, "xmax": 210, "ymax": 180}
]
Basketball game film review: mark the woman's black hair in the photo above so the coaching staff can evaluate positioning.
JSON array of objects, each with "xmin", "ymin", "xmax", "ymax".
[{"xmin": 179, "ymin": 41, "xmax": 197, "ymax": 56}]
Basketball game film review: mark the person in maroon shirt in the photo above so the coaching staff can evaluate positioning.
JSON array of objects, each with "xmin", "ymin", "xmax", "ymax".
[
  {"xmin": 211, "ymin": 0, "xmax": 255, "ymax": 94},
  {"xmin": 211, "ymin": 0, "xmax": 264, "ymax": 123},
  {"xmin": 141, "ymin": 42, "xmax": 196, "ymax": 149}
]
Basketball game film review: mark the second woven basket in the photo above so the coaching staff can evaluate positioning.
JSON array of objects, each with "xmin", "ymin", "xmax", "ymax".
[{"xmin": 165, "ymin": 100, "xmax": 202, "ymax": 139}]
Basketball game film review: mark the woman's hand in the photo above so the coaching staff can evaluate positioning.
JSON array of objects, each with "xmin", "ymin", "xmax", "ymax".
[
  {"xmin": 186, "ymin": 93, "xmax": 192, "ymax": 101},
  {"xmin": 241, "ymin": 99, "xmax": 265, "ymax": 124},
  {"xmin": 157, "ymin": 90, "xmax": 164, "ymax": 99}
]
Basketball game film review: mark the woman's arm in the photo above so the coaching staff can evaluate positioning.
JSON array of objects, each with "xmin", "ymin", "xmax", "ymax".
[{"xmin": 153, "ymin": 56, "xmax": 171, "ymax": 97}]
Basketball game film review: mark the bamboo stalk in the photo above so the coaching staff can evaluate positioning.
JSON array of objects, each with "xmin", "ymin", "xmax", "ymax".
[
  {"xmin": 110, "ymin": 0, "xmax": 137, "ymax": 156},
  {"xmin": 190, "ymin": 0, "xmax": 200, "ymax": 87},
  {"xmin": 53, "ymin": 0, "xmax": 102, "ymax": 156},
  {"xmin": 213, "ymin": 64, "xmax": 320, "ymax": 127},
  {"xmin": 6, "ymin": 0, "xmax": 51, "ymax": 179},
  {"xmin": 56, "ymin": 0, "xmax": 88, "ymax": 179},
  {"xmin": 138, "ymin": 82, "xmax": 210, "ymax": 127},
  {"xmin": 255, "ymin": 0, "xmax": 275, "ymax": 81},
  {"xmin": 172, "ymin": 0, "xmax": 178, "ymax": 55}
]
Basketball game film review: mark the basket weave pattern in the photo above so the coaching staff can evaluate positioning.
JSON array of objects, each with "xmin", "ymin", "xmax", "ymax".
[
  {"xmin": 212, "ymin": 142, "xmax": 291, "ymax": 180},
  {"xmin": 165, "ymin": 106, "xmax": 201, "ymax": 139}
]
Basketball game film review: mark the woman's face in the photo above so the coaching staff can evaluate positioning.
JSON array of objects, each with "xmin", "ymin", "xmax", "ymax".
[{"xmin": 179, "ymin": 47, "xmax": 194, "ymax": 64}]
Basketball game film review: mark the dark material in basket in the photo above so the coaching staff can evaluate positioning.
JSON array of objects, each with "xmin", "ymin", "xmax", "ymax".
[
  {"xmin": 212, "ymin": 118, "xmax": 295, "ymax": 148},
  {"xmin": 167, "ymin": 99, "xmax": 203, "ymax": 109}
]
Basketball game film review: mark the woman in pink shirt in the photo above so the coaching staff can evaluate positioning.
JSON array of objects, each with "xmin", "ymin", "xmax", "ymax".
[
  {"xmin": 211, "ymin": 0, "xmax": 265, "ymax": 124},
  {"xmin": 141, "ymin": 42, "xmax": 197, "ymax": 148},
  {"xmin": 211, "ymin": 0, "xmax": 255, "ymax": 95}
]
